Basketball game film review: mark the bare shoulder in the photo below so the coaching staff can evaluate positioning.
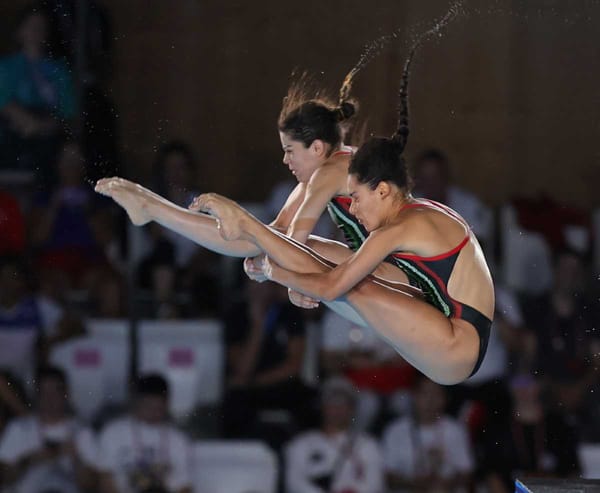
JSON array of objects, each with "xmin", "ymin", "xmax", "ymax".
[{"xmin": 308, "ymin": 159, "xmax": 348, "ymax": 192}]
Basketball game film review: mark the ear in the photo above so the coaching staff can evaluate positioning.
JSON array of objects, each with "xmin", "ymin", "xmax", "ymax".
[
  {"xmin": 375, "ymin": 181, "xmax": 392, "ymax": 199},
  {"xmin": 310, "ymin": 139, "xmax": 327, "ymax": 157}
]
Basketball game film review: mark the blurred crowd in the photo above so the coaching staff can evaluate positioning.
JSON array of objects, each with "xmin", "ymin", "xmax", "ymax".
[{"xmin": 0, "ymin": 3, "xmax": 599, "ymax": 493}]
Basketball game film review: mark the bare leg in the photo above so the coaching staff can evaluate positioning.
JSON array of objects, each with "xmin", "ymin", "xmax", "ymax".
[
  {"xmin": 95, "ymin": 178, "xmax": 261, "ymax": 257},
  {"xmin": 198, "ymin": 196, "xmax": 479, "ymax": 384}
]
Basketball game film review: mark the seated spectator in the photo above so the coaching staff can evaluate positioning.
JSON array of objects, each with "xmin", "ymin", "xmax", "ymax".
[
  {"xmin": 412, "ymin": 149, "xmax": 494, "ymax": 254},
  {"xmin": 480, "ymin": 374, "xmax": 581, "ymax": 492},
  {"xmin": 285, "ymin": 377, "xmax": 384, "ymax": 493},
  {"xmin": 30, "ymin": 140, "xmax": 125, "ymax": 316},
  {"xmin": 138, "ymin": 141, "xmax": 219, "ymax": 317},
  {"xmin": 319, "ymin": 310, "xmax": 416, "ymax": 431},
  {"xmin": 0, "ymin": 189, "xmax": 26, "ymax": 256},
  {"xmin": 97, "ymin": 374, "xmax": 192, "ymax": 493},
  {"xmin": 382, "ymin": 374, "xmax": 474, "ymax": 493},
  {"xmin": 0, "ymin": 5, "xmax": 74, "ymax": 180},
  {"xmin": 0, "ymin": 256, "xmax": 64, "ymax": 383},
  {"xmin": 0, "ymin": 366, "xmax": 97, "ymax": 493},
  {"xmin": 522, "ymin": 248, "xmax": 600, "ymax": 452},
  {"xmin": 446, "ymin": 284, "xmax": 534, "ymax": 492},
  {"xmin": 222, "ymin": 280, "xmax": 316, "ymax": 442}
]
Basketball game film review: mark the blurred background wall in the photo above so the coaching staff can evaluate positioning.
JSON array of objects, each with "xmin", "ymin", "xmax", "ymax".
[{"xmin": 1, "ymin": 0, "xmax": 598, "ymax": 206}]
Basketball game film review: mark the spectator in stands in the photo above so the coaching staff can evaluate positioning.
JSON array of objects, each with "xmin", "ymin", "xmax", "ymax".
[
  {"xmin": 412, "ymin": 149, "xmax": 494, "ymax": 253},
  {"xmin": 0, "ymin": 5, "xmax": 74, "ymax": 179},
  {"xmin": 222, "ymin": 280, "xmax": 315, "ymax": 441},
  {"xmin": 0, "ymin": 256, "xmax": 64, "ymax": 383},
  {"xmin": 522, "ymin": 248, "xmax": 599, "ymax": 460},
  {"xmin": 286, "ymin": 377, "xmax": 384, "ymax": 493},
  {"xmin": 0, "ymin": 366, "xmax": 98, "ymax": 493},
  {"xmin": 319, "ymin": 310, "xmax": 416, "ymax": 432},
  {"xmin": 30, "ymin": 140, "xmax": 124, "ymax": 316},
  {"xmin": 97, "ymin": 374, "xmax": 193, "ymax": 493},
  {"xmin": 382, "ymin": 374, "xmax": 474, "ymax": 493},
  {"xmin": 445, "ymin": 284, "xmax": 536, "ymax": 492},
  {"xmin": 138, "ymin": 141, "xmax": 219, "ymax": 317},
  {"xmin": 479, "ymin": 374, "xmax": 581, "ymax": 492}
]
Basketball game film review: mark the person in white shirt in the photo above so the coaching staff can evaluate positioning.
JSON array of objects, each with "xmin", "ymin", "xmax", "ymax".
[
  {"xmin": 0, "ymin": 366, "xmax": 98, "ymax": 493},
  {"xmin": 97, "ymin": 374, "xmax": 192, "ymax": 493},
  {"xmin": 383, "ymin": 374, "xmax": 474, "ymax": 493},
  {"xmin": 319, "ymin": 310, "xmax": 415, "ymax": 430},
  {"xmin": 0, "ymin": 257, "xmax": 64, "ymax": 385},
  {"xmin": 286, "ymin": 377, "xmax": 384, "ymax": 493}
]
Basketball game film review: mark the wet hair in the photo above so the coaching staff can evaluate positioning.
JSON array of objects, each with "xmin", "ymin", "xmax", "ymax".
[
  {"xmin": 278, "ymin": 73, "xmax": 357, "ymax": 152},
  {"xmin": 349, "ymin": 4, "xmax": 462, "ymax": 191}
]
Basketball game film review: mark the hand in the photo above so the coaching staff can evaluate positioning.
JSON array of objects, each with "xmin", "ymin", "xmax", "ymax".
[
  {"xmin": 188, "ymin": 193, "xmax": 247, "ymax": 240},
  {"xmin": 288, "ymin": 288, "xmax": 319, "ymax": 309},
  {"xmin": 262, "ymin": 255, "xmax": 277, "ymax": 281},
  {"xmin": 244, "ymin": 255, "xmax": 268, "ymax": 282},
  {"xmin": 95, "ymin": 177, "xmax": 153, "ymax": 226}
]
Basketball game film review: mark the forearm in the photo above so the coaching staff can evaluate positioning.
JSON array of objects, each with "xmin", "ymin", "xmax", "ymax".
[
  {"xmin": 145, "ymin": 196, "xmax": 261, "ymax": 257},
  {"xmin": 271, "ymin": 264, "xmax": 339, "ymax": 301}
]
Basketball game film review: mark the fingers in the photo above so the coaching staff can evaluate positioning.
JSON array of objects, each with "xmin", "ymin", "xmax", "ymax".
[{"xmin": 288, "ymin": 288, "xmax": 319, "ymax": 309}]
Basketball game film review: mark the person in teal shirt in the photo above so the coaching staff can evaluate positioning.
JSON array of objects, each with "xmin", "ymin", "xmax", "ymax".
[{"xmin": 0, "ymin": 7, "xmax": 74, "ymax": 175}]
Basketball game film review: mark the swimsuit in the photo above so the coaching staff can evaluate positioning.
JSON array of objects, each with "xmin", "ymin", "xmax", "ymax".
[
  {"xmin": 323, "ymin": 150, "xmax": 491, "ymax": 376},
  {"xmin": 388, "ymin": 199, "xmax": 491, "ymax": 376}
]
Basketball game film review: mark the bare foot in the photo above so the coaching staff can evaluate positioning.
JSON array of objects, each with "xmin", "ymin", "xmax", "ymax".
[
  {"xmin": 188, "ymin": 193, "xmax": 248, "ymax": 241},
  {"xmin": 95, "ymin": 177, "xmax": 152, "ymax": 226}
]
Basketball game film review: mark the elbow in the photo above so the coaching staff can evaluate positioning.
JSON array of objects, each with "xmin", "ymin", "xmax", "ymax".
[{"xmin": 320, "ymin": 285, "xmax": 344, "ymax": 302}]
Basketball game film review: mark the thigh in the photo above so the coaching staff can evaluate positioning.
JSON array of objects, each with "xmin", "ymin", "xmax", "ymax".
[{"xmin": 347, "ymin": 281, "xmax": 480, "ymax": 385}]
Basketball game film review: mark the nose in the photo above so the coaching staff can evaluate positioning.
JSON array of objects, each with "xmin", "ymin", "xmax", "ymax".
[
  {"xmin": 349, "ymin": 199, "xmax": 357, "ymax": 216},
  {"xmin": 282, "ymin": 152, "xmax": 290, "ymax": 165}
]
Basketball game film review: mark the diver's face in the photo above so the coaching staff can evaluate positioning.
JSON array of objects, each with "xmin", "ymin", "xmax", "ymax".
[
  {"xmin": 347, "ymin": 174, "xmax": 385, "ymax": 232},
  {"xmin": 279, "ymin": 132, "xmax": 324, "ymax": 183}
]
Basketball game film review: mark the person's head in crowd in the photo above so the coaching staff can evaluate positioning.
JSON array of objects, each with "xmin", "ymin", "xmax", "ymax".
[
  {"xmin": 153, "ymin": 141, "xmax": 196, "ymax": 200},
  {"xmin": 0, "ymin": 256, "xmax": 29, "ymax": 308},
  {"xmin": 552, "ymin": 248, "xmax": 585, "ymax": 296},
  {"xmin": 35, "ymin": 366, "xmax": 70, "ymax": 420},
  {"xmin": 411, "ymin": 148, "xmax": 450, "ymax": 202},
  {"xmin": 134, "ymin": 374, "xmax": 169, "ymax": 424},
  {"xmin": 320, "ymin": 377, "xmax": 357, "ymax": 433},
  {"xmin": 278, "ymin": 74, "xmax": 357, "ymax": 184},
  {"xmin": 57, "ymin": 140, "xmax": 86, "ymax": 187},
  {"xmin": 15, "ymin": 5, "xmax": 51, "ymax": 58},
  {"xmin": 411, "ymin": 373, "xmax": 446, "ymax": 424}
]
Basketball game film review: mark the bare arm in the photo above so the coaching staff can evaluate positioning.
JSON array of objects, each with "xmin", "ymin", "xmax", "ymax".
[
  {"xmin": 266, "ymin": 226, "xmax": 404, "ymax": 301},
  {"xmin": 286, "ymin": 166, "xmax": 345, "ymax": 243}
]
